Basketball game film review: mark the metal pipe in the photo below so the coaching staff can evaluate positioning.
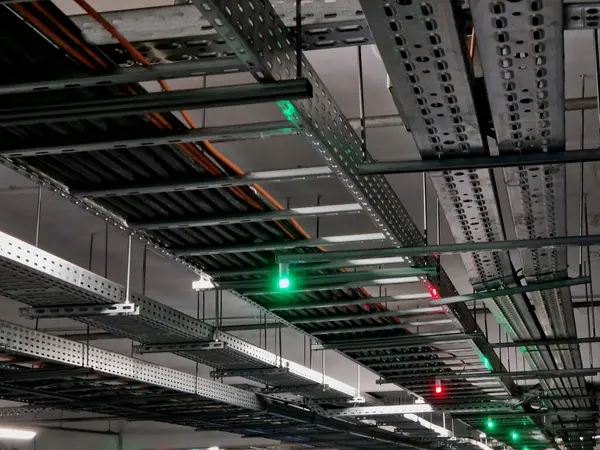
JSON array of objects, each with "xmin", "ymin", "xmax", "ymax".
[
  {"xmin": 580, "ymin": 74, "xmax": 586, "ymax": 277},
  {"xmin": 585, "ymin": 194, "xmax": 597, "ymax": 367},
  {"xmin": 34, "ymin": 186, "xmax": 42, "ymax": 247},
  {"xmin": 358, "ymin": 46, "xmax": 367, "ymax": 160},
  {"xmin": 422, "ymin": 173, "xmax": 427, "ymax": 244},
  {"xmin": 278, "ymin": 234, "xmax": 600, "ymax": 264},
  {"xmin": 379, "ymin": 368, "xmax": 600, "ymax": 382},
  {"xmin": 357, "ymin": 147, "xmax": 600, "ymax": 176},
  {"xmin": 490, "ymin": 335, "xmax": 600, "ymax": 349},
  {"xmin": 124, "ymin": 235, "xmax": 132, "ymax": 303},
  {"xmin": 595, "ymin": 30, "xmax": 600, "ymax": 126},
  {"xmin": 0, "ymin": 79, "xmax": 313, "ymax": 126}
]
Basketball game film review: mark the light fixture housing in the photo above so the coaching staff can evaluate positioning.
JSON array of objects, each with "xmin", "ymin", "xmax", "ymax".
[
  {"xmin": 192, "ymin": 272, "xmax": 214, "ymax": 290},
  {"xmin": 0, "ymin": 428, "xmax": 37, "ymax": 440}
]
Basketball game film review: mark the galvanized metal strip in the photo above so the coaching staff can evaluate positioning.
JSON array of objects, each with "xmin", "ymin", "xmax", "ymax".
[
  {"xmin": 472, "ymin": 0, "xmax": 586, "ymax": 410},
  {"xmin": 0, "ymin": 319, "xmax": 262, "ymax": 410}
]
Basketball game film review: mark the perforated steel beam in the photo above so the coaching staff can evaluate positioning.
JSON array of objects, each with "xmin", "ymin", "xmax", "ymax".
[
  {"xmin": 0, "ymin": 320, "xmax": 262, "ymax": 410},
  {"xmin": 19, "ymin": 303, "xmax": 139, "ymax": 319},
  {"xmin": 472, "ymin": 0, "xmax": 587, "ymax": 419},
  {"xmin": 0, "ymin": 79, "xmax": 311, "ymax": 126},
  {"xmin": 129, "ymin": 203, "xmax": 362, "ymax": 230},
  {"xmin": 0, "ymin": 230, "xmax": 364, "ymax": 402}
]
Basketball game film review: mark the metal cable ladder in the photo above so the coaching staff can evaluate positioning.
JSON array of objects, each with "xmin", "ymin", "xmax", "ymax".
[
  {"xmin": 358, "ymin": 0, "xmax": 595, "ymax": 446},
  {"xmin": 0, "ymin": 0, "xmax": 508, "ymax": 413}
]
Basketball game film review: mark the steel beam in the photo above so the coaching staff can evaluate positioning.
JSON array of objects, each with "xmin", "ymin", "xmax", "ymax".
[
  {"xmin": 210, "ymin": 368, "xmax": 290, "ymax": 378},
  {"xmin": 325, "ymin": 404, "xmax": 433, "ymax": 418},
  {"xmin": 0, "ymin": 320, "xmax": 262, "ymax": 410},
  {"xmin": 278, "ymin": 235, "xmax": 600, "ymax": 263},
  {"xmin": 378, "ymin": 368, "xmax": 600, "ymax": 383},
  {"xmin": 267, "ymin": 294, "xmax": 431, "ymax": 312},
  {"xmin": 216, "ymin": 267, "xmax": 433, "ymax": 289},
  {"xmin": 218, "ymin": 256, "xmax": 414, "ymax": 277},
  {"xmin": 0, "ymin": 368, "xmax": 92, "ymax": 382},
  {"xmin": 429, "ymin": 278, "xmax": 590, "ymax": 306},
  {"xmin": 1, "ymin": 121, "xmax": 296, "ymax": 158},
  {"xmin": 358, "ymin": 148, "xmax": 600, "ymax": 176},
  {"xmin": 129, "ymin": 203, "xmax": 362, "ymax": 230},
  {"xmin": 19, "ymin": 303, "xmax": 139, "ymax": 319},
  {"xmin": 73, "ymin": 166, "xmax": 333, "ymax": 198},
  {"xmin": 490, "ymin": 336, "xmax": 600, "ymax": 349},
  {"xmin": 309, "ymin": 319, "xmax": 453, "ymax": 336},
  {"xmin": 0, "ymin": 79, "xmax": 311, "ymax": 126},
  {"xmin": 173, "ymin": 232, "xmax": 385, "ymax": 258},
  {"xmin": 0, "ymin": 60, "xmax": 246, "ymax": 94},
  {"xmin": 312, "ymin": 332, "xmax": 480, "ymax": 352},
  {"xmin": 217, "ymin": 267, "xmax": 432, "ymax": 295},
  {"xmin": 289, "ymin": 307, "xmax": 445, "ymax": 325},
  {"xmin": 134, "ymin": 341, "xmax": 226, "ymax": 354}
]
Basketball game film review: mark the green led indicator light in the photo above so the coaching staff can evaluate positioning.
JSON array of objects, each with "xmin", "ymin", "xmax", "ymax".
[
  {"xmin": 482, "ymin": 356, "xmax": 492, "ymax": 370},
  {"xmin": 511, "ymin": 432, "xmax": 519, "ymax": 441},
  {"xmin": 486, "ymin": 419, "xmax": 495, "ymax": 430},
  {"xmin": 278, "ymin": 277, "xmax": 291, "ymax": 289}
]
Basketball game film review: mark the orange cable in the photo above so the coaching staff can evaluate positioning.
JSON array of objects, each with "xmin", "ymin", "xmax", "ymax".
[
  {"xmin": 12, "ymin": 4, "xmax": 96, "ymax": 70},
  {"xmin": 30, "ymin": 1, "xmax": 107, "ymax": 69},
  {"xmin": 469, "ymin": 28, "xmax": 477, "ymax": 60},
  {"xmin": 17, "ymin": 1, "xmax": 374, "ymax": 305},
  {"xmin": 70, "ymin": 0, "xmax": 309, "ymax": 241}
]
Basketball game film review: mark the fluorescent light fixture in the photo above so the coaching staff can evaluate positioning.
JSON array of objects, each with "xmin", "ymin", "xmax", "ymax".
[
  {"xmin": 192, "ymin": 273, "xmax": 214, "ymax": 290},
  {"xmin": 206, "ymin": 447, "xmax": 220, "ymax": 450},
  {"xmin": 346, "ymin": 256, "xmax": 406, "ymax": 266},
  {"xmin": 322, "ymin": 233, "xmax": 385, "ymax": 243},
  {"xmin": 371, "ymin": 276, "xmax": 421, "ymax": 285},
  {"xmin": 0, "ymin": 428, "xmax": 37, "ymax": 440}
]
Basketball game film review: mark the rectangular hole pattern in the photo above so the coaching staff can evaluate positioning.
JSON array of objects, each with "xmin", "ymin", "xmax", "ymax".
[
  {"xmin": 202, "ymin": 0, "xmax": 428, "ymax": 255},
  {"xmin": 359, "ymin": 0, "xmax": 516, "ymax": 291},
  {"xmin": 0, "ymin": 320, "xmax": 261, "ymax": 411},
  {"xmin": 474, "ymin": 1, "xmax": 586, "ymax": 409}
]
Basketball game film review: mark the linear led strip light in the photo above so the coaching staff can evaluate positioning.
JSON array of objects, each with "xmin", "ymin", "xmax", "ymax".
[{"xmin": 0, "ymin": 428, "xmax": 37, "ymax": 440}]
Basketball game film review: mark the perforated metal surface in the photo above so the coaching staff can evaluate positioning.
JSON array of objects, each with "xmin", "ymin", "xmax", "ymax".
[
  {"xmin": 565, "ymin": 3, "xmax": 600, "ymax": 29},
  {"xmin": 70, "ymin": 2, "xmax": 371, "ymax": 66},
  {"xmin": 472, "ymin": 0, "xmax": 589, "ymax": 422},
  {"xmin": 0, "ymin": 319, "xmax": 262, "ymax": 410},
  {"xmin": 0, "ymin": 230, "xmax": 361, "ymax": 401}
]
